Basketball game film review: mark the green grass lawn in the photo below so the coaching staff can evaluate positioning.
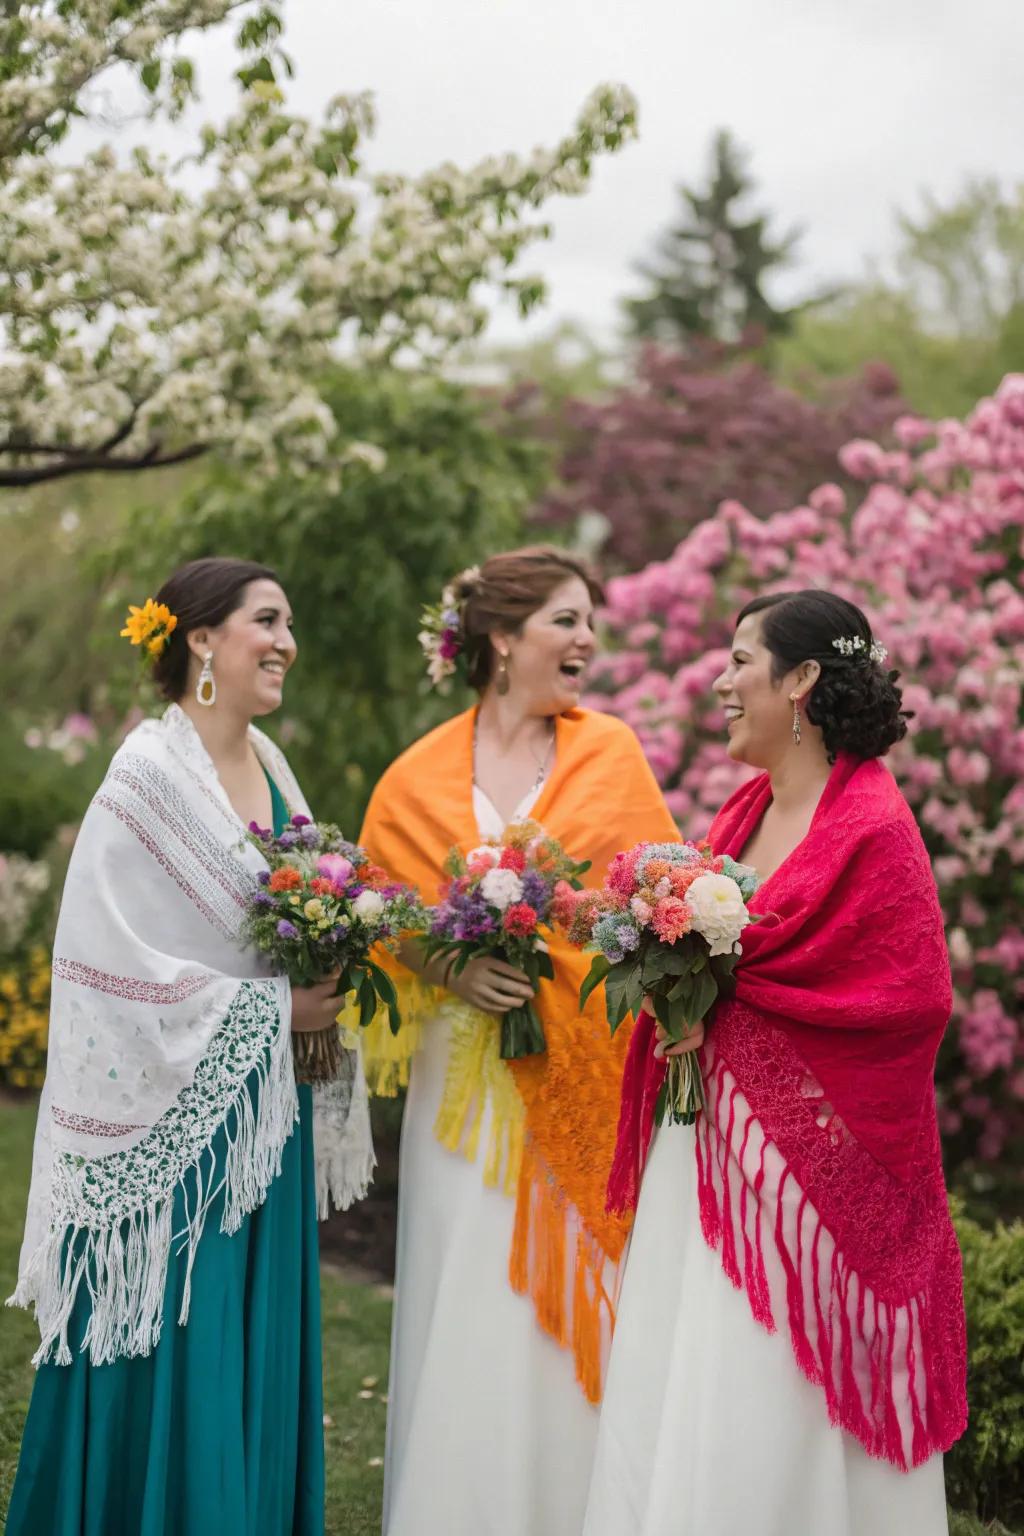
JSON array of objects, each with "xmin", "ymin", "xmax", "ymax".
[
  {"xmin": 0, "ymin": 1101, "xmax": 1013, "ymax": 1536},
  {"xmin": 0, "ymin": 1102, "xmax": 388, "ymax": 1534}
]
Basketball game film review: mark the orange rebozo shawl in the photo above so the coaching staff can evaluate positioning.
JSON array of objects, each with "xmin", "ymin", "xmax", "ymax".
[{"xmin": 356, "ymin": 705, "xmax": 679, "ymax": 1401}]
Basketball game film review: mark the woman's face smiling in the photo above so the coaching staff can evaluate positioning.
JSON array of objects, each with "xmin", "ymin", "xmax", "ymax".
[{"xmin": 713, "ymin": 612, "xmax": 815, "ymax": 770}]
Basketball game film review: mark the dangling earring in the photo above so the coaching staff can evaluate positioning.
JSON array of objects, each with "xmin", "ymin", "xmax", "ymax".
[
  {"xmin": 196, "ymin": 652, "xmax": 216, "ymax": 707},
  {"xmin": 496, "ymin": 653, "xmax": 510, "ymax": 696},
  {"xmin": 790, "ymin": 693, "xmax": 802, "ymax": 745}
]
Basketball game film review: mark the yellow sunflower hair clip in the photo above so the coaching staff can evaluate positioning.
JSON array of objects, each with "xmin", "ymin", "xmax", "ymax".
[{"xmin": 120, "ymin": 598, "xmax": 178, "ymax": 660}]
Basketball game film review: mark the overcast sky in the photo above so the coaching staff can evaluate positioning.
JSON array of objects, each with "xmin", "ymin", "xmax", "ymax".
[{"xmin": 82, "ymin": 0, "xmax": 1024, "ymax": 346}]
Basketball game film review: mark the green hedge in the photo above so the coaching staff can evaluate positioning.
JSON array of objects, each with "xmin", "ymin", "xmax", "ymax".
[{"xmin": 947, "ymin": 1207, "xmax": 1024, "ymax": 1526}]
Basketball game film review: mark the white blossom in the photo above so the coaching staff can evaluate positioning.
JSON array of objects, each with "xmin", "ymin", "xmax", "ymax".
[{"xmin": 1, "ymin": 16, "xmax": 639, "ymax": 486}]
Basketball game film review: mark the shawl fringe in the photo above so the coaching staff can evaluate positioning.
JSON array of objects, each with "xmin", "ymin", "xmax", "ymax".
[
  {"xmin": 695, "ymin": 1047, "xmax": 967, "ymax": 1468},
  {"xmin": 509, "ymin": 1137, "xmax": 615, "ymax": 1406},
  {"xmin": 351, "ymin": 971, "xmax": 434, "ymax": 1098},
  {"xmin": 433, "ymin": 1003, "xmax": 525, "ymax": 1197},
  {"xmin": 10, "ymin": 982, "xmax": 298, "ymax": 1368}
]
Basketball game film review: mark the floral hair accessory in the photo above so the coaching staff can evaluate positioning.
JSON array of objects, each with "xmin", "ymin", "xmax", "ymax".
[
  {"xmin": 120, "ymin": 598, "xmax": 178, "ymax": 659},
  {"xmin": 832, "ymin": 635, "xmax": 888, "ymax": 665},
  {"xmin": 418, "ymin": 565, "xmax": 481, "ymax": 692}
]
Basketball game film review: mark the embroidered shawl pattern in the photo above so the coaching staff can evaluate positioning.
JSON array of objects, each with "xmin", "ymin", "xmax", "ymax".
[{"xmin": 11, "ymin": 705, "xmax": 373, "ymax": 1366}]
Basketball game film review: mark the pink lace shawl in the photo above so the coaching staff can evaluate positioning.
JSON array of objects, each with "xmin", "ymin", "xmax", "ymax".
[{"xmin": 608, "ymin": 754, "xmax": 967, "ymax": 1467}]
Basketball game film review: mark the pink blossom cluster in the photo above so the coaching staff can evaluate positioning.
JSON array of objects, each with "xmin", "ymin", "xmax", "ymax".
[{"xmin": 591, "ymin": 374, "xmax": 1024, "ymax": 1169}]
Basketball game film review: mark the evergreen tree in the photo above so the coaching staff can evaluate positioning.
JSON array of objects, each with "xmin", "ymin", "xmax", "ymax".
[{"xmin": 626, "ymin": 129, "xmax": 805, "ymax": 346}]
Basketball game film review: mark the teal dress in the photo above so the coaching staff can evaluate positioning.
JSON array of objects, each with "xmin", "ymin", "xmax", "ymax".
[{"xmin": 7, "ymin": 775, "xmax": 325, "ymax": 1536}]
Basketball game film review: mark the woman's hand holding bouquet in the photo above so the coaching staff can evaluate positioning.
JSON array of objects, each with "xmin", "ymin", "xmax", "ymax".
[
  {"xmin": 560, "ymin": 841, "xmax": 760, "ymax": 1125},
  {"xmin": 244, "ymin": 814, "xmax": 423, "ymax": 1082}
]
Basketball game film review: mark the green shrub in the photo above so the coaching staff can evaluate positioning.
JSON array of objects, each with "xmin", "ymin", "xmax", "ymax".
[
  {"xmin": 0, "ymin": 731, "xmax": 103, "ymax": 859},
  {"xmin": 96, "ymin": 365, "xmax": 547, "ymax": 829},
  {"xmin": 947, "ymin": 1208, "xmax": 1024, "ymax": 1526}
]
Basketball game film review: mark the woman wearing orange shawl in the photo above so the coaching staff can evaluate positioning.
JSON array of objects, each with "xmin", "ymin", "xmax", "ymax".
[{"xmin": 356, "ymin": 547, "xmax": 678, "ymax": 1536}]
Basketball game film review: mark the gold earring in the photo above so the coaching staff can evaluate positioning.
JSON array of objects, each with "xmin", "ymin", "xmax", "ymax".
[
  {"xmin": 496, "ymin": 653, "xmax": 510, "ymax": 696},
  {"xmin": 196, "ymin": 652, "xmax": 216, "ymax": 707},
  {"xmin": 790, "ymin": 693, "xmax": 801, "ymax": 745}
]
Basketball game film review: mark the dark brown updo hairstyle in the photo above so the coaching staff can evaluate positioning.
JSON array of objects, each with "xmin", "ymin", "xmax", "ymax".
[
  {"xmin": 151, "ymin": 557, "xmax": 281, "ymax": 702},
  {"xmin": 736, "ymin": 589, "xmax": 912, "ymax": 763},
  {"xmin": 454, "ymin": 545, "xmax": 604, "ymax": 691}
]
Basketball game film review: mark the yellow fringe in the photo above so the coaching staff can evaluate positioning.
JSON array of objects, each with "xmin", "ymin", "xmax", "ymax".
[
  {"xmin": 338, "ymin": 973, "xmax": 437, "ymax": 1099},
  {"xmin": 432, "ymin": 1003, "xmax": 525, "ymax": 1198},
  {"xmin": 347, "ymin": 974, "xmax": 614, "ymax": 1404}
]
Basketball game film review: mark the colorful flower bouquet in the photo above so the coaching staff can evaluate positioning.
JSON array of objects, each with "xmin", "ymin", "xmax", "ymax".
[
  {"xmin": 244, "ymin": 815, "xmax": 424, "ymax": 1084},
  {"xmin": 561, "ymin": 841, "xmax": 760, "ymax": 1125},
  {"xmin": 418, "ymin": 820, "xmax": 590, "ymax": 1060}
]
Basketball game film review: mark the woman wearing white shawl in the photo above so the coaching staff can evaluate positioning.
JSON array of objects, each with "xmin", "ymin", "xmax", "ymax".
[{"xmin": 6, "ymin": 558, "xmax": 373, "ymax": 1536}]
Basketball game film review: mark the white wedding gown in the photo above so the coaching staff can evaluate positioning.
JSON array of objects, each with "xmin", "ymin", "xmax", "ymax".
[
  {"xmin": 382, "ymin": 782, "xmax": 601, "ymax": 1536},
  {"xmin": 583, "ymin": 1117, "xmax": 950, "ymax": 1536}
]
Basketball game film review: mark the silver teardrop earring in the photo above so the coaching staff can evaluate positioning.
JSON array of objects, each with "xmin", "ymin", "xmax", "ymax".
[
  {"xmin": 790, "ymin": 693, "xmax": 802, "ymax": 745},
  {"xmin": 196, "ymin": 651, "xmax": 216, "ymax": 708},
  {"xmin": 496, "ymin": 653, "xmax": 510, "ymax": 696}
]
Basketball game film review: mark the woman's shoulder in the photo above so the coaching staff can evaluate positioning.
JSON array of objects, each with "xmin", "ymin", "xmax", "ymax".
[{"xmin": 839, "ymin": 758, "xmax": 926, "ymax": 858}]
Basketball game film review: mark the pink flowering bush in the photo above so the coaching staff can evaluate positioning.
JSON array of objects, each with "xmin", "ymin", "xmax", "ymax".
[{"xmin": 591, "ymin": 374, "xmax": 1024, "ymax": 1187}]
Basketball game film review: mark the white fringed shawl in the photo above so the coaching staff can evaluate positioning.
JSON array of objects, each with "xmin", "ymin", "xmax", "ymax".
[{"xmin": 10, "ymin": 704, "xmax": 374, "ymax": 1366}]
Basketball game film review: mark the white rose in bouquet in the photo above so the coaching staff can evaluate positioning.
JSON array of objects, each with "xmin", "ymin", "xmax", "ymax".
[
  {"xmin": 686, "ymin": 872, "xmax": 751, "ymax": 957},
  {"xmin": 353, "ymin": 889, "xmax": 385, "ymax": 923},
  {"xmin": 480, "ymin": 867, "xmax": 524, "ymax": 912}
]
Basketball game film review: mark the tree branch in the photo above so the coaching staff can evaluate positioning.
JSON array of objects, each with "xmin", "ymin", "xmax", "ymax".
[{"xmin": 0, "ymin": 441, "xmax": 208, "ymax": 487}]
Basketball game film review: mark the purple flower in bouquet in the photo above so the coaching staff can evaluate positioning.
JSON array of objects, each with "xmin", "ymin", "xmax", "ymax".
[
  {"xmin": 417, "ymin": 820, "xmax": 591, "ymax": 1061},
  {"xmin": 243, "ymin": 816, "xmax": 426, "ymax": 1084}
]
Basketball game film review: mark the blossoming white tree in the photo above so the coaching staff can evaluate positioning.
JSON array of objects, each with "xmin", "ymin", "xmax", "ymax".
[{"xmin": 0, "ymin": 2, "xmax": 638, "ymax": 485}]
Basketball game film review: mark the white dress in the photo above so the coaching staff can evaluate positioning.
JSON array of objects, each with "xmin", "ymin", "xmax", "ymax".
[
  {"xmin": 383, "ymin": 782, "xmax": 601, "ymax": 1536},
  {"xmin": 583, "ymin": 1117, "xmax": 950, "ymax": 1536}
]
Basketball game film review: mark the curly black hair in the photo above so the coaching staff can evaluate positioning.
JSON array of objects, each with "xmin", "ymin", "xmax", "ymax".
[{"xmin": 736, "ymin": 590, "xmax": 912, "ymax": 764}]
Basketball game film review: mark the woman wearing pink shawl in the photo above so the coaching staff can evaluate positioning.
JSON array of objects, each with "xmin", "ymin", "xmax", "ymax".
[{"xmin": 585, "ymin": 590, "xmax": 966, "ymax": 1536}]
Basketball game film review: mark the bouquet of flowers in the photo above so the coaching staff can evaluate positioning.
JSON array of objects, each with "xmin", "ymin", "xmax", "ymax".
[
  {"xmin": 418, "ymin": 819, "xmax": 590, "ymax": 1060},
  {"xmin": 560, "ymin": 841, "xmax": 760, "ymax": 1125},
  {"xmin": 244, "ymin": 814, "xmax": 424, "ymax": 1083}
]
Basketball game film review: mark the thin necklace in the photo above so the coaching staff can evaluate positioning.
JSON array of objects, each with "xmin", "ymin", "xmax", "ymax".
[
  {"xmin": 474, "ymin": 716, "xmax": 556, "ymax": 792},
  {"xmin": 529, "ymin": 719, "xmax": 556, "ymax": 789}
]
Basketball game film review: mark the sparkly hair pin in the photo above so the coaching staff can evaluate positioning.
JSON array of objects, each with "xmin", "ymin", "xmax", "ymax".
[
  {"xmin": 832, "ymin": 635, "xmax": 888, "ymax": 665},
  {"xmin": 418, "ymin": 565, "xmax": 481, "ymax": 692},
  {"xmin": 120, "ymin": 598, "xmax": 178, "ymax": 661}
]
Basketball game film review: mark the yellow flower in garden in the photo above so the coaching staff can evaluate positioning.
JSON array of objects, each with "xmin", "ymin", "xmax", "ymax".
[
  {"xmin": 120, "ymin": 598, "xmax": 178, "ymax": 656},
  {"xmin": 0, "ymin": 950, "xmax": 50, "ymax": 1090},
  {"xmin": 304, "ymin": 899, "xmax": 326, "ymax": 922}
]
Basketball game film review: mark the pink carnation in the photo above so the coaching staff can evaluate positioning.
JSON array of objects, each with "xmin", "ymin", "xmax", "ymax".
[
  {"xmin": 606, "ymin": 846, "xmax": 643, "ymax": 903},
  {"xmin": 651, "ymin": 896, "xmax": 692, "ymax": 944},
  {"xmin": 504, "ymin": 902, "xmax": 539, "ymax": 938}
]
